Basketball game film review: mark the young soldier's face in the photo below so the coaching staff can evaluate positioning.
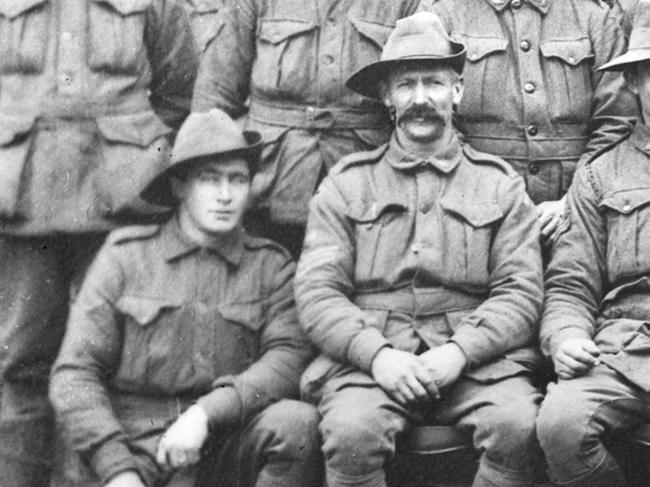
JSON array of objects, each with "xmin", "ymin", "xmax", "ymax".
[
  {"xmin": 175, "ymin": 158, "xmax": 251, "ymax": 237},
  {"xmin": 627, "ymin": 60, "xmax": 650, "ymax": 125},
  {"xmin": 383, "ymin": 64, "xmax": 463, "ymax": 143}
]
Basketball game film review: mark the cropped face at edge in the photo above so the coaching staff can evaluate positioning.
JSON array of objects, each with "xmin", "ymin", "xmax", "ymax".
[
  {"xmin": 172, "ymin": 157, "xmax": 251, "ymax": 240},
  {"xmin": 626, "ymin": 60, "xmax": 650, "ymax": 125},
  {"xmin": 382, "ymin": 63, "xmax": 463, "ymax": 144}
]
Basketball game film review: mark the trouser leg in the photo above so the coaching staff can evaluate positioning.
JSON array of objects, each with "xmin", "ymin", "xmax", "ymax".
[
  {"xmin": 537, "ymin": 364, "xmax": 649, "ymax": 487},
  {"xmin": 427, "ymin": 373, "xmax": 543, "ymax": 487},
  {"xmin": 199, "ymin": 399, "xmax": 322, "ymax": 487},
  {"xmin": 317, "ymin": 380, "xmax": 409, "ymax": 487},
  {"xmin": 0, "ymin": 234, "xmax": 104, "ymax": 487}
]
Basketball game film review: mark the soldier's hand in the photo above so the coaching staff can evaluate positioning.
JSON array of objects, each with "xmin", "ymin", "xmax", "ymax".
[
  {"xmin": 371, "ymin": 347, "xmax": 440, "ymax": 405},
  {"xmin": 105, "ymin": 471, "xmax": 146, "ymax": 487},
  {"xmin": 554, "ymin": 338, "xmax": 600, "ymax": 380},
  {"xmin": 537, "ymin": 197, "xmax": 566, "ymax": 240},
  {"xmin": 418, "ymin": 343, "xmax": 467, "ymax": 389},
  {"xmin": 156, "ymin": 405, "xmax": 209, "ymax": 470}
]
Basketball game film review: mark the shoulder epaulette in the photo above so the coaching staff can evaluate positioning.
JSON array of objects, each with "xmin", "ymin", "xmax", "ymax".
[
  {"xmin": 243, "ymin": 234, "xmax": 292, "ymax": 259},
  {"xmin": 584, "ymin": 128, "xmax": 632, "ymax": 166},
  {"xmin": 108, "ymin": 224, "xmax": 161, "ymax": 246},
  {"xmin": 462, "ymin": 144, "xmax": 517, "ymax": 177},
  {"xmin": 330, "ymin": 144, "xmax": 389, "ymax": 176}
]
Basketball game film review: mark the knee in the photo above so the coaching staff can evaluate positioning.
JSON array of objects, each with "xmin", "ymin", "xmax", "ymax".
[
  {"xmin": 537, "ymin": 392, "xmax": 590, "ymax": 459},
  {"xmin": 256, "ymin": 400, "xmax": 320, "ymax": 460},
  {"xmin": 477, "ymin": 400, "xmax": 539, "ymax": 462}
]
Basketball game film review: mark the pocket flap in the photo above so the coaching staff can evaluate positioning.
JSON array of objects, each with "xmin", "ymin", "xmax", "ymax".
[
  {"xmin": 217, "ymin": 301, "xmax": 265, "ymax": 331},
  {"xmin": 116, "ymin": 296, "xmax": 180, "ymax": 326},
  {"xmin": 0, "ymin": 115, "xmax": 36, "ymax": 146},
  {"xmin": 349, "ymin": 18, "xmax": 394, "ymax": 49},
  {"xmin": 96, "ymin": 111, "xmax": 171, "ymax": 147},
  {"xmin": 0, "ymin": 0, "xmax": 47, "ymax": 18},
  {"xmin": 540, "ymin": 38, "xmax": 593, "ymax": 66},
  {"xmin": 463, "ymin": 358, "xmax": 528, "ymax": 383},
  {"xmin": 601, "ymin": 324, "xmax": 650, "ymax": 393},
  {"xmin": 258, "ymin": 19, "xmax": 316, "ymax": 44},
  {"xmin": 345, "ymin": 199, "xmax": 409, "ymax": 223},
  {"xmin": 90, "ymin": 0, "xmax": 150, "ymax": 15},
  {"xmin": 599, "ymin": 188, "xmax": 650, "ymax": 214},
  {"xmin": 464, "ymin": 36, "xmax": 508, "ymax": 63},
  {"xmin": 440, "ymin": 197, "xmax": 502, "ymax": 227}
]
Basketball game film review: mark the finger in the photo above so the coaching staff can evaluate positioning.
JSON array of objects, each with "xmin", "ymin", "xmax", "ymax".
[
  {"xmin": 156, "ymin": 442, "xmax": 169, "ymax": 469},
  {"xmin": 537, "ymin": 208, "xmax": 553, "ymax": 225},
  {"xmin": 557, "ymin": 353, "xmax": 591, "ymax": 373},
  {"xmin": 397, "ymin": 381, "xmax": 418, "ymax": 403},
  {"xmin": 582, "ymin": 341, "xmax": 601, "ymax": 357},
  {"xmin": 541, "ymin": 216, "xmax": 559, "ymax": 237},
  {"xmin": 413, "ymin": 366, "xmax": 441, "ymax": 400},
  {"xmin": 556, "ymin": 369, "xmax": 575, "ymax": 380},
  {"xmin": 169, "ymin": 449, "xmax": 189, "ymax": 469},
  {"xmin": 564, "ymin": 348, "xmax": 599, "ymax": 365},
  {"xmin": 403, "ymin": 374, "xmax": 430, "ymax": 402},
  {"xmin": 387, "ymin": 388, "xmax": 409, "ymax": 407},
  {"xmin": 186, "ymin": 448, "xmax": 202, "ymax": 465}
]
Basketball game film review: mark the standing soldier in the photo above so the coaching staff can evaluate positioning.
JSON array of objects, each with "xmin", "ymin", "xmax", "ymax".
[
  {"xmin": 192, "ymin": 0, "xmax": 421, "ymax": 257},
  {"xmin": 420, "ymin": 0, "xmax": 639, "ymax": 244},
  {"xmin": 0, "ymin": 1, "xmax": 198, "ymax": 485},
  {"xmin": 182, "ymin": 0, "xmax": 224, "ymax": 52}
]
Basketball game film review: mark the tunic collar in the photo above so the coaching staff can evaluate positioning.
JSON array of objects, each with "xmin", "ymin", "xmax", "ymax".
[
  {"xmin": 161, "ymin": 217, "xmax": 244, "ymax": 266},
  {"xmin": 386, "ymin": 129, "xmax": 463, "ymax": 174},
  {"xmin": 485, "ymin": 0, "xmax": 550, "ymax": 14}
]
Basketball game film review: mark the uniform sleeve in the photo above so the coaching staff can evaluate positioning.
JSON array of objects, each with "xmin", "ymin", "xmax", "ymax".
[
  {"xmin": 540, "ymin": 166, "xmax": 607, "ymax": 357},
  {"xmin": 49, "ymin": 245, "xmax": 136, "ymax": 484},
  {"xmin": 191, "ymin": 0, "xmax": 256, "ymax": 116},
  {"xmin": 450, "ymin": 176, "xmax": 544, "ymax": 368},
  {"xmin": 196, "ymin": 254, "xmax": 313, "ymax": 426},
  {"xmin": 294, "ymin": 175, "xmax": 391, "ymax": 373},
  {"xmin": 145, "ymin": 0, "xmax": 200, "ymax": 130},
  {"xmin": 578, "ymin": 4, "xmax": 639, "ymax": 167}
]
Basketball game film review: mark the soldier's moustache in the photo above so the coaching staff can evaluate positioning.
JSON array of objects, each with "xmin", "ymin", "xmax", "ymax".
[{"xmin": 398, "ymin": 104, "xmax": 444, "ymax": 127}]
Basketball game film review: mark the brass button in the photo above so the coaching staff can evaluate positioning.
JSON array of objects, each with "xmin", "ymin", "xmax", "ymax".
[
  {"xmin": 520, "ymin": 40, "xmax": 531, "ymax": 52},
  {"xmin": 623, "ymin": 204, "xmax": 631, "ymax": 212},
  {"xmin": 524, "ymin": 82, "xmax": 536, "ymax": 94},
  {"xmin": 527, "ymin": 124, "xmax": 538, "ymax": 136},
  {"xmin": 322, "ymin": 54, "xmax": 334, "ymax": 65},
  {"xmin": 528, "ymin": 163, "xmax": 539, "ymax": 175}
]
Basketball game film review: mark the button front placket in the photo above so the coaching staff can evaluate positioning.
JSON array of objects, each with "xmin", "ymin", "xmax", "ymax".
[{"xmin": 57, "ymin": 0, "xmax": 86, "ymax": 97}]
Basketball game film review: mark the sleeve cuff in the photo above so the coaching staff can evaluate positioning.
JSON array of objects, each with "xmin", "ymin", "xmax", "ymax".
[
  {"xmin": 89, "ymin": 440, "xmax": 138, "ymax": 485},
  {"xmin": 449, "ymin": 324, "xmax": 494, "ymax": 369},
  {"xmin": 346, "ymin": 327, "xmax": 391, "ymax": 372},
  {"xmin": 195, "ymin": 386, "xmax": 242, "ymax": 427}
]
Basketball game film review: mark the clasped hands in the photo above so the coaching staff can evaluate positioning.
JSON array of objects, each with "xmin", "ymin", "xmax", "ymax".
[{"xmin": 371, "ymin": 343, "xmax": 467, "ymax": 406}]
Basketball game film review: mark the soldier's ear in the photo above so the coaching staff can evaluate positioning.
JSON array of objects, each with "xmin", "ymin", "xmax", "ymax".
[
  {"xmin": 452, "ymin": 73, "xmax": 464, "ymax": 106},
  {"xmin": 623, "ymin": 66, "xmax": 639, "ymax": 95}
]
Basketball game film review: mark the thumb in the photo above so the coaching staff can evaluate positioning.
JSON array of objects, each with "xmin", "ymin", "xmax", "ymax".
[{"xmin": 583, "ymin": 341, "xmax": 601, "ymax": 357}]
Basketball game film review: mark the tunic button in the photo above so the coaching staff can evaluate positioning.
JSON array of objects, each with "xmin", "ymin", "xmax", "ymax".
[
  {"xmin": 419, "ymin": 203, "xmax": 431, "ymax": 214},
  {"xmin": 511, "ymin": 0, "xmax": 522, "ymax": 8},
  {"xmin": 520, "ymin": 40, "xmax": 531, "ymax": 52},
  {"xmin": 62, "ymin": 31, "xmax": 73, "ymax": 42},
  {"xmin": 322, "ymin": 54, "xmax": 334, "ymax": 65},
  {"xmin": 524, "ymin": 82, "xmax": 536, "ymax": 94},
  {"xmin": 623, "ymin": 204, "xmax": 631, "ymax": 212},
  {"xmin": 528, "ymin": 163, "xmax": 540, "ymax": 175},
  {"xmin": 527, "ymin": 124, "xmax": 538, "ymax": 136}
]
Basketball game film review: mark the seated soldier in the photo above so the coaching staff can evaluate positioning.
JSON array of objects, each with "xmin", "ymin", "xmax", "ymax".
[
  {"xmin": 537, "ymin": 2, "xmax": 650, "ymax": 486},
  {"xmin": 49, "ymin": 110, "xmax": 321, "ymax": 487},
  {"xmin": 295, "ymin": 12, "xmax": 545, "ymax": 487}
]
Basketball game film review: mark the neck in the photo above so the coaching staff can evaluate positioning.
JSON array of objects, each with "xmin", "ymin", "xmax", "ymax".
[
  {"xmin": 395, "ymin": 125, "xmax": 454, "ymax": 158},
  {"xmin": 176, "ymin": 210, "xmax": 236, "ymax": 247}
]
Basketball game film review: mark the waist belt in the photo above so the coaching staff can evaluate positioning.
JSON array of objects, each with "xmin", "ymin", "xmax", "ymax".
[
  {"xmin": 248, "ymin": 97, "xmax": 390, "ymax": 130},
  {"xmin": 0, "ymin": 95, "xmax": 152, "ymax": 118},
  {"xmin": 353, "ymin": 287, "xmax": 485, "ymax": 317},
  {"xmin": 111, "ymin": 392, "xmax": 198, "ymax": 421}
]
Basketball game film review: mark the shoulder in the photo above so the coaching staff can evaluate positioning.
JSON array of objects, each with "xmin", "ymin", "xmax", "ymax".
[
  {"xmin": 243, "ymin": 234, "xmax": 293, "ymax": 261},
  {"xmin": 587, "ymin": 129, "xmax": 632, "ymax": 174},
  {"xmin": 329, "ymin": 144, "xmax": 388, "ymax": 177},
  {"xmin": 106, "ymin": 224, "xmax": 162, "ymax": 247},
  {"xmin": 462, "ymin": 144, "xmax": 518, "ymax": 179}
]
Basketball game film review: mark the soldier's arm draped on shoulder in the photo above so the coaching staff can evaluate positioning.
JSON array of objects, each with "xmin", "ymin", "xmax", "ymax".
[
  {"xmin": 145, "ymin": 0, "xmax": 200, "ymax": 129},
  {"xmin": 295, "ymin": 151, "xmax": 393, "ymax": 374},
  {"xmin": 191, "ymin": 0, "xmax": 256, "ymax": 114},
  {"xmin": 49, "ymin": 228, "xmax": 159, "ymax": 485},
  {"xmin": 541, "ymin": 164, "xmax": 607, "ymax": 358},
  {"xmin": 196, "ymin": 245, "xmax": 313, "ymax": 426},
  {"xmin": 450, "ymin": 152, "xmax": 544, "ymax": 369},
  {"xmin": 580, "ymin": 0, "xmax": 640, "ymax": 166}
]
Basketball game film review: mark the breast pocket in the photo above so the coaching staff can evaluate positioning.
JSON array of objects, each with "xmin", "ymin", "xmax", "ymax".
[
  {"xmin": 114, "ymin": 296, "xmax": 184, "ymax": 391},
  {"xmin": 216, "ymin": 301, "xmax": 266, "ymax": 376},
  {"xmin": 439, "ymin": 197, "xmax": 503, "ymax": 286},
  {"xmin": 346, "ymin": 199, "xmax": 410, "ymax": 285},
  {"xmin": 87, "ymin": 0, "xmax": 150, "ymax": 74},
  {"xmin": 540, "ymin": 38, "xmax": 594, "ymax": 122},
  {"xmin": 599, "ymin": 188, "xmax": 650, "ymax": 278},
  {"xmin": 456, "ymin": 36, "xmax": 508, "ymax": 121},
  {"xmin": 0, "ymin": 0, "xmax": 49, "ymax": 74},
  {"xmin": 348, "ymin": 17, "xmax": 394, "ymax": 73},
  {"xmin": 255, "ymin": 18, "xmax": 317, "ymax": 92}
]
